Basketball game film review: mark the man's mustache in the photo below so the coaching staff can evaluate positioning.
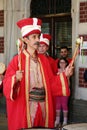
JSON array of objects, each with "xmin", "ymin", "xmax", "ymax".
[{"xmin": 34, "ymin": 42, "xmax": 40, "ymax": 46}]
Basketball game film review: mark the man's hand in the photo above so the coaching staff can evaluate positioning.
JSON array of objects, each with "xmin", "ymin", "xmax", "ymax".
[
  {"xmin": 65, "ymin": 64, "xmax": 74, "ymax": 77},
  {"xmin": 16, "ymin": 70, "xmax": 24, "ymax": 81},
  {"xmin": 0, "ymin": 74, "xmax": 4, "ymax": 81}
]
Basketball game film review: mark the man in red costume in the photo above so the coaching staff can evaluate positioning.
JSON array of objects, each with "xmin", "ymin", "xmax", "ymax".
[
  {"xmin": 38, "ymin": 33, "xmax": 57, "ymax": 75},
  {"xmin": 3, "ymin": 18, "xmax": 73, "ymax": 130}
]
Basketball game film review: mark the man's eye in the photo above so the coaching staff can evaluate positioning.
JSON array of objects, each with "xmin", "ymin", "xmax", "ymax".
[
  {"xmin": 38, "ymin": 35, "xmax": 40, "ymax": 39},
  {"xmin": 33, "ymin": 36, "xmax": 36, "ymax": 39}
]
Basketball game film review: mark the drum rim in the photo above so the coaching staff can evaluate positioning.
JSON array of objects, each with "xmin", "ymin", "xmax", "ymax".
[
  {"xmin": 63, "ymin": 122, "xmax": 87, "ymax": 128},
  {"xmin": 20, "ymin": 128, "xmax": 56, "ymax": 130}
]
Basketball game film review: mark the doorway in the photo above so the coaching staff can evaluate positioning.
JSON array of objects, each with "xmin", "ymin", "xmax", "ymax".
[
  {"xmin": 30, "ymin": 0, "xmax": 72, "ymax": 59},
  {"xmin": 40, "ymin": 14, "xmax": 72, "ymax": 59}
]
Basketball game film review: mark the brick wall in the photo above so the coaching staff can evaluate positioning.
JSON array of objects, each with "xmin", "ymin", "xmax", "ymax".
[
  {"xmin": 79, "ymin": 1, "xmax": 87, "ymax": 23},
  {"xmin": 0, "ymin": 10, "xmax": 4, "ymax": 53},
  {"xmin": 79, "ymin": 68, "xmax": 87, "ymax": 88},
  {"xmin": 0, "ymin": 10, "xmax": 4, "ymax": 26},
  {"xmin": 0, "ymin": 37, "xmax": 4, "ymax": 53},
  {"xmin": 79, "ymin": 3, "xmax": 87, "ymax": 58},
  {"xmin": 79, "ymin": 35, "xmax": 87, "ymax": 41}
]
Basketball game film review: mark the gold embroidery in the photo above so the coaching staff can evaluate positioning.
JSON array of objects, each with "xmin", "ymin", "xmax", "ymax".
[{"xmin": 60, "ymin": 73, "xmax": 66, "ymax": 96}]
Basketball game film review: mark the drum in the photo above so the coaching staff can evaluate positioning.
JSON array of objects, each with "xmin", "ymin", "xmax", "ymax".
[
  {"xmin": 63, "ymin": 123, "xmax": 87, "ymax": 130},
  {"xmin": 21, "ymin": 128, "xmax": 56, "ymax": 130}
]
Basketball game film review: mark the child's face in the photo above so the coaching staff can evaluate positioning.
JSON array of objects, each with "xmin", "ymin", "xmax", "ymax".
[{"xmin": 59, "ymin": 59, "xmax": 67, "ymax": 69}]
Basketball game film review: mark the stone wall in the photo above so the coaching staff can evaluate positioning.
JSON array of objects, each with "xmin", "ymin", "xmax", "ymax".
[{"xmin": 69, "ymin": 99, "xmax": 87, "ymax": 123}]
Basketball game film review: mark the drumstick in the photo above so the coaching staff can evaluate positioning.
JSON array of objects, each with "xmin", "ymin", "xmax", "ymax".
[
  {"xmin": 16, "ymin": 38, "xmax": 23, "ymax": 71},
  {"xmin": 70, "ymin": 37, "xmax": 83, "ymax": 66}
]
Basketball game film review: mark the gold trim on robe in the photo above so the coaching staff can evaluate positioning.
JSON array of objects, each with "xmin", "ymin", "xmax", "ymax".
[
  {"xmin": 60, "ymin": 73, "xmax": 66, "ymax": 96},
  {"xmin": 10, "ymin": 75, "xmax": 16, "ymax": 100},
  {"xmin": 10, "ymin": 75, "xmax": 20, "ymax": 101},
  {"xmin": 38, "ymin": 58, "xmax": 48, "ymax": 127},
  {"xmin": 23, "ymin": 50, "xmax": 31, "ymax": 127}
]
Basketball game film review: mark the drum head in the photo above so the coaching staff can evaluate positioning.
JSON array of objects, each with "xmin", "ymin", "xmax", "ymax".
[
  {"xmin": 21, "ymin": 128, "xmax": 56, "ymax": 130},
  {"xmin": 63, "ymin": 123, "xmax": 87, "ymax": 130},
  {"xmin": 0, "ymin": 62, "xmax": 6, "ymax": 74}
]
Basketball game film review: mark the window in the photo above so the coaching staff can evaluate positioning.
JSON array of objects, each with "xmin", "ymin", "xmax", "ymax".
[
  {"xmin": 30, "ymin": 0, "xmax": 72, "ymax": 58},
  {"xmin": 54, "ymin": 16, "xmax": 72, "ymax": 58},
  {"xmin": 30, "ymin": 0, "xmax": 71, "ymax": 16}
]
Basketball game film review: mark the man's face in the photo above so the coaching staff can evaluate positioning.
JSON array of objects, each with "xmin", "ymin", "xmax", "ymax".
[
  {"xmin": 24, "ymin": 34, "xmax": 40, "ymax": 50},
  {"xmin": 38, "ymin": 44, "xmax": 49, "ymax": 54},
  {"xmin": 60, "ymin": 48, "xmax": 68, "ymax": 58}
]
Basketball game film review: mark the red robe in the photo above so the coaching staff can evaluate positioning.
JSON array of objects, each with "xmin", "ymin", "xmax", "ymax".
[
  {"xmin": 47, "ymin": 56, "xmax": 58, "ymax": 75},
  {"xmin": 3, "ymin": 50, "xmax": 70, "ymax": 130}
]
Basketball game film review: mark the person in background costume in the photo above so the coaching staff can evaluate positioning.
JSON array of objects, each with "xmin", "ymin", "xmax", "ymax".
[
  {"xmin": 55, "ymin": 46, "xmax": 73, "ymax": 127},
  {"xmin": 3, "ymin": 17, "xmax": 73, "ymax": 130},
  {"xmin": 38, "ymin": 33, "xmax": 58, "ymax": 124},
  {"xmin": 55, "ymin": 57, "xmax": 70, "ymax": 128},
  {"xmin": 38, "ymin": 33, "xmax": 57, "ymax": 75}
]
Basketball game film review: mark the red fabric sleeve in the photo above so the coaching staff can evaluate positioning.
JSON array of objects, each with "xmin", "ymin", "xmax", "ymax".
[
  {"xmin": 12, "ymin": 81, "xmax": 20, "ymax": 100},
  {"xmin": 3, "ymin": 55, "xmax": 19, "ymax": 100},
  {"xmin": 48, "ymin": 56, "xmax": 58, "ymax": 75},
  {"xmin": 50, "ymin": 72, "xmax": 70, "ymax": 96},
  {"xmin": 39, "ymin": 54, "xmax": 70, "ymax": 97}
]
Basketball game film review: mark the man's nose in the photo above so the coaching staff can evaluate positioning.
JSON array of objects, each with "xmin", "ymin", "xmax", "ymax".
[{"xmin": 36, "ymin": 37, "xmax": 40, "ymax": 42}]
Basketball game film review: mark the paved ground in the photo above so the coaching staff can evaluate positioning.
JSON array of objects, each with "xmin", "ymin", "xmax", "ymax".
[
  {"xmin": 0, "ymin": 113, "xmax": 8, "ymax": 130},
  {"xmin": 0, "ymin": 96, "xmax": 8, "ymax": 130}
]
